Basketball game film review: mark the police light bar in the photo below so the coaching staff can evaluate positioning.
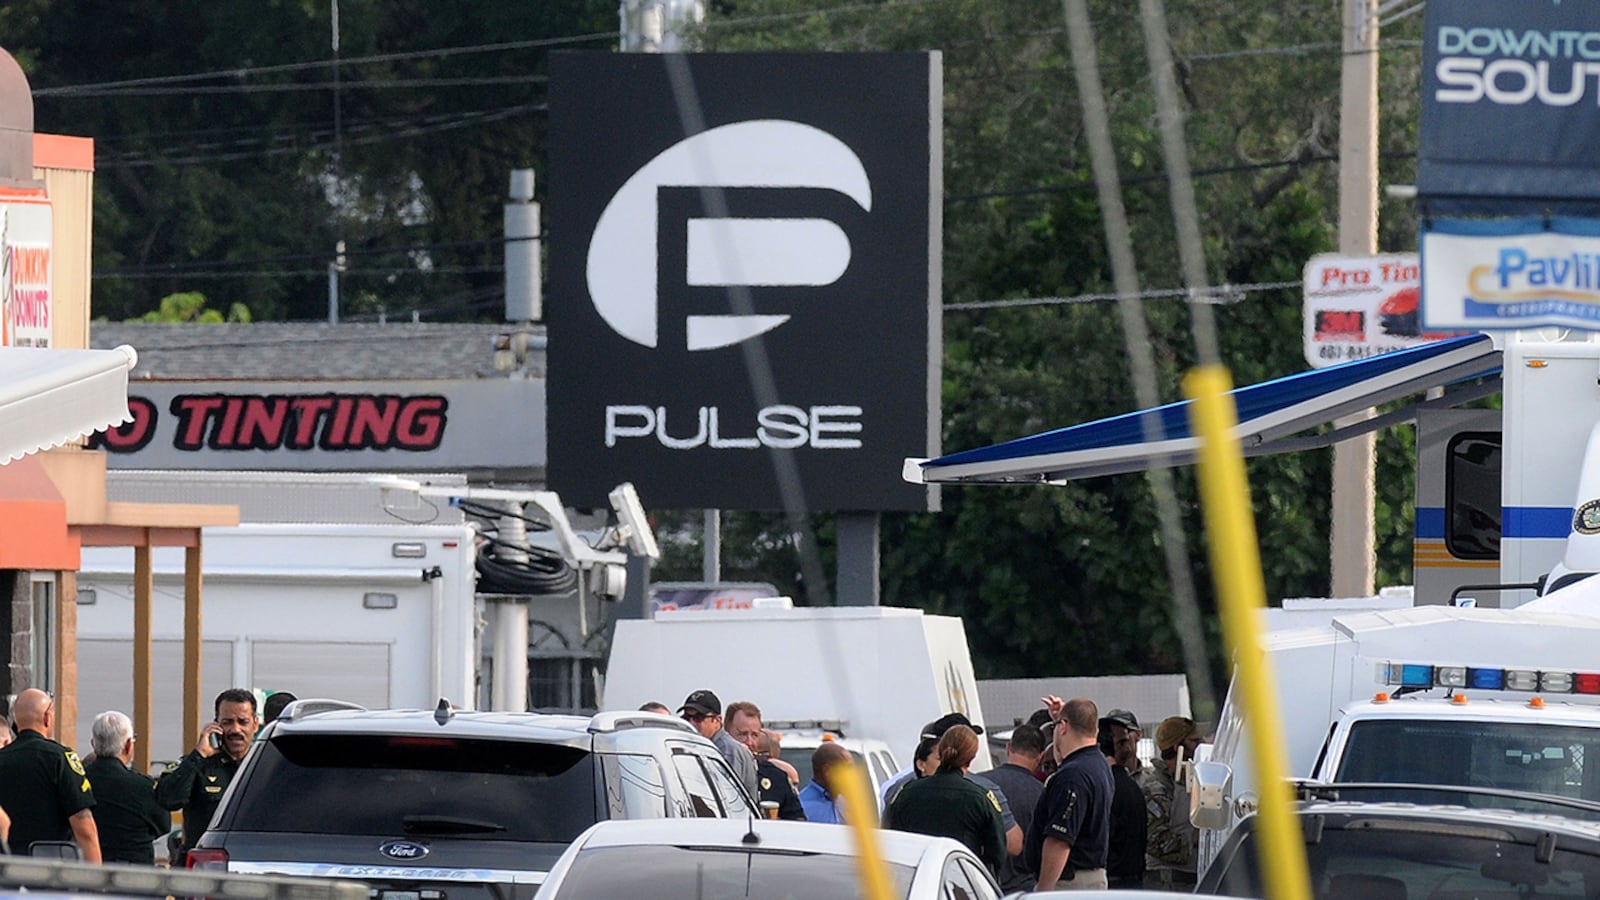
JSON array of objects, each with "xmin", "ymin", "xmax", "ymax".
[{"xmin": 1379, "ymin": 660, "xmax": 1600, "ymax": 695}]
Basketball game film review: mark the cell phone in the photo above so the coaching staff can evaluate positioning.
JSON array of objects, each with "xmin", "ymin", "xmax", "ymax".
[{"xmin": 208, "ymin": 732, "xmax": 222, "ymax": 750}]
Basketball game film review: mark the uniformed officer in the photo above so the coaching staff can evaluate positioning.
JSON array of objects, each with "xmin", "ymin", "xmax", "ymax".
[
  {"xmin": 155, "ymin": 688, "xmax": 260, "ymax": 858},
  {"xmin": 85, "ymin": 711, "xmax": 170, "ymax": 864},
  {"xmin": 884, "ymin": 725, "xmax": 1007, "ymax": 876},
  {"xmin": 0, "ymin": 688, "xmax": 102, "ymax": 861},
  {"xmin": 1026, "ymin": 696, "xmax": 1114, "ymax": 891}
]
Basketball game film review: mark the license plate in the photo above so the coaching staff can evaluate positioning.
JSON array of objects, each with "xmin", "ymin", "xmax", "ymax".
[{"xmin": 379, "ymin": 891, "xmax": 421, "ymax": 900}]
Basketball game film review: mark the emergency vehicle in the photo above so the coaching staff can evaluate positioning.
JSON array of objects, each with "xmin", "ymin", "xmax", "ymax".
[{"xmin": 905, "ymin": 330, "xmax": 1600, "ymax": 876}]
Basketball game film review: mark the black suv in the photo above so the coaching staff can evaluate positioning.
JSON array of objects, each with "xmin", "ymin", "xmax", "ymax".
[{"xmin": 188, "ymin": 700, "xmax": 757, "ymax": 899}]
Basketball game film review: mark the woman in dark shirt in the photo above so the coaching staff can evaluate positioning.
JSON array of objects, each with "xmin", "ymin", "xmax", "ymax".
[{"xmin": 883, "ymin": 725, "xmax": 1007, "ymax": 875}]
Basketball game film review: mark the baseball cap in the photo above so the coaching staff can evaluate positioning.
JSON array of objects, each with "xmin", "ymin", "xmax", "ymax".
[
  {"xmin": 920, "ymin": 712, "xmax": 983, "ymax": 740},
  {"xmin": 677, "ymin": 689, "xmax": 722, "ymax": 717},
  {"xmin": 1156, "ymin": 716, "xmax": 1200, "ymax": 752},
  {"xmin": 1100, "ymin": 708, "xmax": 1139, "ymax": 731}
]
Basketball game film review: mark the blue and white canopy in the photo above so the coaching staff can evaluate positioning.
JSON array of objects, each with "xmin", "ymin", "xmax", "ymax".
[{"xmin": 906, "ymin": 334, "xmax": 1502, "ymax": 485}]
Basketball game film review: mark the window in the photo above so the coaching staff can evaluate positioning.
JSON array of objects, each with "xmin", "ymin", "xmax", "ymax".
[
  {"xmin": 222, "ymin": 734, "xmax": 598, "ymax": 842},
  {"xmin": 1212, "ymin": 816, "xmax": 1600, "ymax": 899},
  {"xmin": 605, "ymin": 754, "xmax": 668, "ymax": 819},
  {"xmin": 1445, "ymin": 432, "xmax": 1501, "ymax": 560},
  {"xmin": 700, "ymin": 750, "xmax": 754, "ymax": 817},
  {"xmin": 1336, "ymin": 719, "xmax": 1600, "ymax": 808},
  {"xmin": 958, "ymin": 857, "xmax": 1001, "ymax": 900},
  {"xmin": 670, "ymin": 749, "xmax": 722, "ymax": 817},
  {"xmin": 31, "ymin": 574, "xmax": 54, "ymax": 693},
  {"xmin": 942, "ymin": 857, "xmax": 979, "ymax": 900}
]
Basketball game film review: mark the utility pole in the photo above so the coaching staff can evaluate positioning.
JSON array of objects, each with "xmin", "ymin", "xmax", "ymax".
[{"xmin": 1330, "ymin": 0, "xmax": 1380, "ymax": 597}]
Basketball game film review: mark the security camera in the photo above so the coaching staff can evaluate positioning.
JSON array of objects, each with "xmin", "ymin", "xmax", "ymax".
[{"xmin": 607, "ymin": 482, "xmax": 661, "ymax": 560}]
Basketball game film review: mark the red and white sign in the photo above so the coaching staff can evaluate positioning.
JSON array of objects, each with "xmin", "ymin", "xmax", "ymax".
[
  {"xmin": 1302, "ymin": 253, "xmax": 1470, "ymax": 368},
  {"xmin": 0, "ymin": 187, "xmax": 54, "ymax": 348}
]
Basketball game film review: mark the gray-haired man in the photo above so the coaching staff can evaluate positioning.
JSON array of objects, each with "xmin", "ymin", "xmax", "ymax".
[{"xmin": 86, "ymin": 711, "xmax": 170, "ymax": 864}]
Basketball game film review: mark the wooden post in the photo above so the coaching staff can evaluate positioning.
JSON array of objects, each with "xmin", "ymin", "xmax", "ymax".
[
  {"xmin": 55, "ymin": 570, "xmax": 78, "ymax": 752},
  {"xmin": 183, "ymin": 541, "xmax": 204, "ymax": 761},
  {"xmin": 133, "ymin": 541, "xmax": 153, "ymax": 774}
]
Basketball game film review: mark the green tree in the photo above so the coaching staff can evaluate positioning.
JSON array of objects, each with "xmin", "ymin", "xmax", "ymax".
[
  {"xmin": 133, "ymin": 291, "xmax": 252, "ymax": 323},
  {"xmin": 3, "ymin": 0, "xmax": 615, "ymax": 321}
]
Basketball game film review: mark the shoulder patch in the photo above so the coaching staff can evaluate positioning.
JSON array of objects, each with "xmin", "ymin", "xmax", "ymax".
[
  {"xmin": 65, "ymin": 750, "xmax": 86, "ymax": 777},
  {"xmin": 987, "ymin": 790, "xmax": 1002, "ymax": 813},
  {"xmin": 760, "ymin": 776, "xmax": 772, "ymax": 791},
  {"xmin": 81, "ymin": 777, "xmax": 91, "ymax": 793},
  {"xmin": 163, "ymin": 759, "xmax": 179, "ymax": 773}
]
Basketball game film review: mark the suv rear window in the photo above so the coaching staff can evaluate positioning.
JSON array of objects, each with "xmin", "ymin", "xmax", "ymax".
[{"xmin": 224, "ymin": 734, "xmax": 597, "ymax": 843}]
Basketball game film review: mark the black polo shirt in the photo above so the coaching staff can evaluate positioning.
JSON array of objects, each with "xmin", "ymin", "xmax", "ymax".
[
  {"xmin": 86, "ymin": 755, "xmax": 171, "ymax": 864},
  {"xmin": 0, "ymin": 729, "xmax": 96, "ymax": 854},
  {"xmin": 1024, "ymin": 743, "xmax": 1114, "ymax": 877},
  {"xmin": 755, "ymin": 759, "xmax": 807, "ymax": 821}
]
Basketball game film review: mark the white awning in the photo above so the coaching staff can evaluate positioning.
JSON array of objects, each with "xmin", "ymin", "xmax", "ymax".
[{"xmin": 0, "ymin": 344, "xmax": 138, "ymax": 463}]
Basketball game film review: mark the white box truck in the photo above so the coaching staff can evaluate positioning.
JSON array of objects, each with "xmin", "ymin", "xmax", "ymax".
[
  {"xmin": 75, "ymin": 521, "xmax": 480, "ymax": 765},
  {"xmin": 602, "ymin": 605, "xmax": 994, "ymax": 772}
]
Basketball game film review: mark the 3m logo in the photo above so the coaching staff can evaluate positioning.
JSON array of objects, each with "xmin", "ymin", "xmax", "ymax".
[
  {"xmin": 1315, "ymin": 310, "xmax": 1365, "ymax": 340},
  {"xmin": 585, "ymin": 119, "xmax": 872, "ymax": 351}
]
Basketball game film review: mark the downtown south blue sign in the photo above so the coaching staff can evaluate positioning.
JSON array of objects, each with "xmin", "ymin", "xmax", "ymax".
[{"xmin": 1419, "ymin": 0, "xmax": 1600, "ymax": 215}]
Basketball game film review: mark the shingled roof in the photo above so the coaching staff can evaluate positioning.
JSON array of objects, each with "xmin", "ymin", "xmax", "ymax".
[{"xmin": 90, "ymin": 322, "xmax": 546, "ymax": 381}]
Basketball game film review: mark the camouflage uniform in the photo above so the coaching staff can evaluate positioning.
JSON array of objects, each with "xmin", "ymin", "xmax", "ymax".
[{"xmin": 1137, "ymin": 762, "xmax": 1197, "ymax": 888}]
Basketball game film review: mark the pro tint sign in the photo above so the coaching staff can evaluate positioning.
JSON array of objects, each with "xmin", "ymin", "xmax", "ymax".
[{"xmin": 548, "ymin": 53, "xmax": 942, "ymax": 511}]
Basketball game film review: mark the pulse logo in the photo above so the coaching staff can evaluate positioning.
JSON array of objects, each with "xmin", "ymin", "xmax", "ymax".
[{"xmin": 584, "ymin": 119, "xmax": 872, "ymax": 351}]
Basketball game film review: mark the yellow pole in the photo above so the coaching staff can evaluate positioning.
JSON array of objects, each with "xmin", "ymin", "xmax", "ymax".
[
  {"xmin": 1183, "ymin": 365, "xmax": 1311, "ymax": 900},
  {"xmin": 832, "ymin": 760, "xmax": 893, "ymax": 900}
]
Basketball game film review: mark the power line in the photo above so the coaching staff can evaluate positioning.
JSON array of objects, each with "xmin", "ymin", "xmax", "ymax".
[
  {"xmin": 31, "ymin": 32, "xmax": 613, "ymax": 96},
  {"xmin": 944, "ymin": 280, "xmax": 1300, "ymax": 311},
  {"xmin": 96, "ymin": 265, "xmax": 504, "ymax": 280},
  {"xmin": 63, "ymin": 75, "xmax": 550, "ymax": 98},
  {"xmin": 704, "ymin": 0, "xmax": 954, "ymax": 30},
  {"xmin": 98, "ymin": 105, "xmax": 543, "ymax": 168},
  {"xmin": 947, "ymin": 149, "xmax": 1416, "ymax": 204}
]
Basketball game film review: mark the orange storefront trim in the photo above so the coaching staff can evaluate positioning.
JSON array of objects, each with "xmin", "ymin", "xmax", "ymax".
[
  {"xmin": 0, "ymin": 455, "xmax": 79, "ymax": 569},
  {"xmin": 33, "ymin": 133, "xmax": 93, "ymax": 172}
]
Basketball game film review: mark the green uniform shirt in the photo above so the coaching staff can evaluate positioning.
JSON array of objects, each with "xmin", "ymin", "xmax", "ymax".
[
  {"xmin": 0, "ymin": 729, "xmax": 95, "ymax": 855},
  {"xmin": 155, "ymin": 750, "xmax": 244, "ymax": 851},
  {"xmin": 86, "ymin": 755, "xmax": 171, "ymax": 864},
  {"xmin": 884, "ymin": 770, "xmax": 1007, "ymax": 873}
]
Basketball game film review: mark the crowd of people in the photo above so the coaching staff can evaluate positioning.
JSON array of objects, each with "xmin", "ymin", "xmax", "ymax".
[
  {"xmin": 0, "ymin": 687, "xmax": 296, "ymax": 864},
  {"xmin": 1, "ymin": 683, "xmax": 1203, "ymax": 894},
  {"xmin": 650, "ymin": 687, "xmax": 1207, "ymax": 892}
]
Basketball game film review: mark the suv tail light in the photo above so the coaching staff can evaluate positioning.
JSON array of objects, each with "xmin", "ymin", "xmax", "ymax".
[{"xmin": 186, "ymin": 847, "xmax": 229, "ymax": 870}]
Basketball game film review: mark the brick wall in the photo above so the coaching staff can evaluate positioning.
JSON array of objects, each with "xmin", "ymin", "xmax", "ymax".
[{"xmin": 1, "ymin": 569, "xmax": 32, "ymax": 694}]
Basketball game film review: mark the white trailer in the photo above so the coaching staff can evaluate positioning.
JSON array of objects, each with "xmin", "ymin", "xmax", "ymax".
[
  {"xmin": 75, "ymin": 521, "xmax": 480, "ymax": 765},
  {"xmin": 602, "ymin": 605, "xmax": 993, "ymax": 771}
]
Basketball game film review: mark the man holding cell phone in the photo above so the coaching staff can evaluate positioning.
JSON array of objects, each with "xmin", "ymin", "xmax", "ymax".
[{"xmin": 155, "ymin": 688, "xmax": 260, "ymax": 862}]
